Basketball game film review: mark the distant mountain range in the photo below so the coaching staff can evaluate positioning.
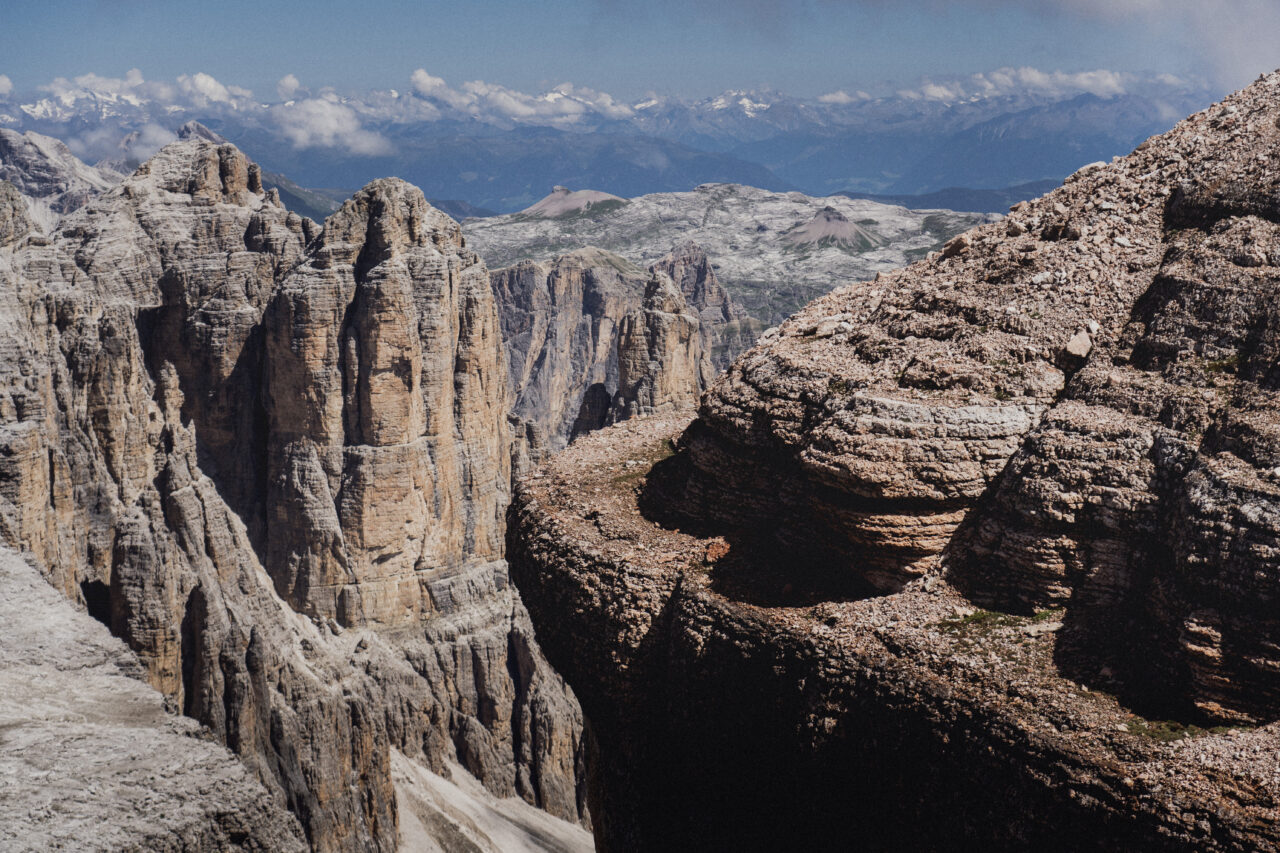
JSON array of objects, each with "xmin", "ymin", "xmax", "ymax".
[
  {"xmin": 838, "ymin": 180, "xmax": 1062, "ymax": 215},
  {"xmin": 0, "ymin": 67, "xmax": 1216, "ymax": 212}
]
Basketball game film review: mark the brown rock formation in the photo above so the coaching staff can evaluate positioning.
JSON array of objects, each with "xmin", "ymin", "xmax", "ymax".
[
  {"xmin": 610, "ymin": 273, "xmax": 712, "ymax": 423},
  {"xmin": 263, "ymin": 179, "xmax": 508, "ymax": 627},
  {"xmin": 506, "ymin": 74, "xmax": 1280, "ymax": 850},
  {"xmin": 0, "ymin": 138, "xmax": 585, "ymax": 849},
  {"xmin": 647, "ymin": 240, "xmax": 760, "ymax": 370}
]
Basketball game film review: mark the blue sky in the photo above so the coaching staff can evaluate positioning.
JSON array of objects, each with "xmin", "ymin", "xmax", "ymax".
[{"xmin": 1, "ymin": 0, "xmax": 1276, "ymax": 100}]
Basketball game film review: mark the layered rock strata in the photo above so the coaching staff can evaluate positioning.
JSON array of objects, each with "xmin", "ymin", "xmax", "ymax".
[
  {"xmin": 611, "ymin": 273, "xmax": 711, "ymax": 423},
  {"xmin": 646, "ymin": 240, "xmax": 759, "ymax": 371},
  {"xmin": 0, "ymin": 137, "xmax": 585, "ymax": 850},
  {"xmin": 510, "ymin": 415, "xmax": 1280, "ymax": 852},
  {"xmin": 507, "ymin": 73, "xmax": 1280, "ymax": 849}
]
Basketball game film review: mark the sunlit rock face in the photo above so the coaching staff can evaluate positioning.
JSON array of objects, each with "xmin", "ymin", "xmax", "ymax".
[
  {"xmin": 0, "ymin": 137, "xmax": 586, "ymax": 851},
  {"xmin": 506, "ymin": 73, "xmax": 1280, "ymax": 853}
]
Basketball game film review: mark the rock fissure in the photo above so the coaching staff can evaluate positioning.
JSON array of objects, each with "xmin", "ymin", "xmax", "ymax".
[{"xmin": 0, "ymin": 138, "xmax": 589, "ymax": 850}]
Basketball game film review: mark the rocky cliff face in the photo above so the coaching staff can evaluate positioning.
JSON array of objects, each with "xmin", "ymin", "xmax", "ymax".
[
  {"xmin": 507, "ymin": 73, "xmax": 1280, "ymax": 850},
  {"xmin": 610, "ymin": 273, "xmax": 711, "ymax": 423},
  {"xmin": 0, "ymin": 136, "xmax": 585, "ymax": 850},
  {"xmin": 494, "ymin": 246, "xmax": 711, "ymax": 473},
  {"xmin": 0, "ymin": 544, "xmax": 307, "ymax": 852},
  {"xmin": 647, "ymin": 240, "xmax": 758, "ymax": 371},
  {"xmin": 0, "ymin": 128, "xmax": 119, "ymax": 232}
]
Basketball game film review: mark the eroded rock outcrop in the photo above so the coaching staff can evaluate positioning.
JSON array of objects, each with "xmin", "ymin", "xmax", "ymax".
[
  {"xmin": 0, "ymin": 128, "xmax": 119, "ymax": 232},
  {"xmin": 647, "ymin": 241, "xmax": 759, "ymax": 371},
  {"xmin": 263, "ymin": 179, "xmax": 508, "ymax": 627},
  {"xmin": 0, "ymin": 138, "xmax": 585, "ymax": 850},
  {"xmin": 0, "ymin": 545, "xmax": 307, "ymax": 852},
  {"xmin": 507, "ymin": 73, "xmax": 1280, "ymax": 850},
  {"xmin": 494, "ymin": 247, "xmax": 713, "ymax": 472},
  {"xmin": 610, "ymin": 273, "xmax": 711, "ymax": 423}
]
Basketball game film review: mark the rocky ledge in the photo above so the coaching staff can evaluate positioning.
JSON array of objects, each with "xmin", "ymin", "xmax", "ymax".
[
  {"xmin": 0, "ymin": 545, "xmax": 306, "ymax": 852},
  {"xmin": 510, "ymin": 414, "xmax": 1280, "ymax": 852},
  {"xmin": 507, "ymin": 72, "xmax": 1280, "ymax": 850}
]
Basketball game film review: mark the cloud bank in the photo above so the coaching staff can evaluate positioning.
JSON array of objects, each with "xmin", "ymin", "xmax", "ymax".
[{"xmin": 0, "ymin": 63, "xmax": 1213, "ymax": 164}]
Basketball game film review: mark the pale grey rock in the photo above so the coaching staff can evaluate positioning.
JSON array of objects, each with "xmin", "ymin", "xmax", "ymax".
[
  {"xmin": 493, "ymin": 247, "xmax": 712, "ymax": 473},
  {"xmin": 0, "ymin": 128, "xmax": 119, "ymax": 232},
  {"xmin": 0, "ymin": 545, "xmax": 307, "ymax": 852},
  {"xmin": 0, "ymin": 136, "xmax": 587, "ymax": 850},
  {"xmin": 466, "ymin": 182, "xmax": 994, "ymax": 325}
]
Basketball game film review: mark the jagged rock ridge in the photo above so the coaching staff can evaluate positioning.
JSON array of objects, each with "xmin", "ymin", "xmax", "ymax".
[
  {"xmin": 0, "ymin": 128, "xmax": 119, "ymax": 232},
  {"xmin": 495, "ymin": 245, "xmax": 716, "ymax": 473},
  {"xmin": 0, "ymin": 136, "xmax": 586, "ymax": 850},
  {"xmin": 507, "ymin": 72, "xmax": 1280, "ymax": 851}
]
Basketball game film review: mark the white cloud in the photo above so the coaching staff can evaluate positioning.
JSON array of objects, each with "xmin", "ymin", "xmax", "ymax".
[
  {"xmin": 818, "ymin": 90, "xmax": 867, "ymax": 104},
  {"xmin": 0, "ymin": 75, "xmax": 12, "ymax": 98},
  {"xmin": 177, "ymin": 72, "xmax": 234, "ymax": 105},
  {"xmin": 897, "ymin": 66, "xmax": 1148, "ymax": 102},
  {"xmin": 42, "ymin": 68, "xmax": 176, "ymax": 105},
  {"xmin": 410, "ymin": 68, "xmax": 633, "ymax": 123},
  {"xmin": 64, "ymin": 121, "xmax": 176, "ymax": 164},
  {"xmin": 271, "ymin": 97, "xmax": 393, "ymax": 155},
  {"xmin": 277, "ymin": 74, "xmax": 301, "ymax": 100}
]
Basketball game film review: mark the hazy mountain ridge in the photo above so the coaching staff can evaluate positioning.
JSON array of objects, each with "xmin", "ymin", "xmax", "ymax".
[{"xmin": 0, "ymin": 68, "xmax": 1215, "ymax": 212}]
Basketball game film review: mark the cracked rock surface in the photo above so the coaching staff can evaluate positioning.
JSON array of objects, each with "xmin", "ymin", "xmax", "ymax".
[{"xmin": 0, "ymin": 135, "xmax": 586, "ymax": 850}]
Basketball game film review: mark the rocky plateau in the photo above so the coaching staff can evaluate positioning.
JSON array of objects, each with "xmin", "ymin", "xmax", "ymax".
[
  {"xmin": 507, "ymin": 72, "xmax": 1280, "ymax": 851},
  {"xmin": 465, "ymin": 182, "xmax": 994, "ymax": 325}
]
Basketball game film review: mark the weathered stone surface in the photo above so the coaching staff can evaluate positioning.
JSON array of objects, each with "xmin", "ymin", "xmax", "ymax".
[
  {"xmin": 466, "ymin": 181, "xmax": 992, "ymax": 325},
  {"xmin": 263, "ymin": 178, "xmax": 509, "ymax": 628},
  {"xmin": 510, "ymin": 415, "xmax": 1280, "ymax": 853},
  {"xmin": 610, "ymin": 273, "xmax": 711, "ymax": 423},
  {"xmin": 505, "ymin": 73, "xmax": 1280, "ymax": 850},
  {"xmin": 494, "ymin": 248, "xmax": 647, "ymax": 469},
  {"xmin": 0, "ymin": 137, "xmax": 586, "ymax": 850},
  {"xmin": 0, "ymin": 128, "xmax": 119, "ymax": 232},
  {"xmin": 0, "ymin": 545, "xmax": 307, "ymax": 852},
  {"xmin": 647, "ymin": 241, "xmax": 760, "ymax": 371},
  {"xmin": 494, "ymin": 246, "xmax": 712, "ymax": 473}
]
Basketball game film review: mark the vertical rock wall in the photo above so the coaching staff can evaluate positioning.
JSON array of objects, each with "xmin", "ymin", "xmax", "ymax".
[{"xmin": 0, "ymin": 138, "xmax": 586, "ymax": 850}]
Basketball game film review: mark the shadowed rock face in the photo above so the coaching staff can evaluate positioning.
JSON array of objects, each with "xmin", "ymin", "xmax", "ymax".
[
  {"xmin": 0, "ymin": 139, "xmax": 585, "ymax": 850},
  {"xmin": 507, "ymin": 73, "xmax": 1280, "ymax": 851},
  {"xmin": 494, "ymin": 246, "xmax": 714, "ymax": 473},
  {"xmin": 0, "ymin": 545, "xmax": 309, "ymax": 852}
]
